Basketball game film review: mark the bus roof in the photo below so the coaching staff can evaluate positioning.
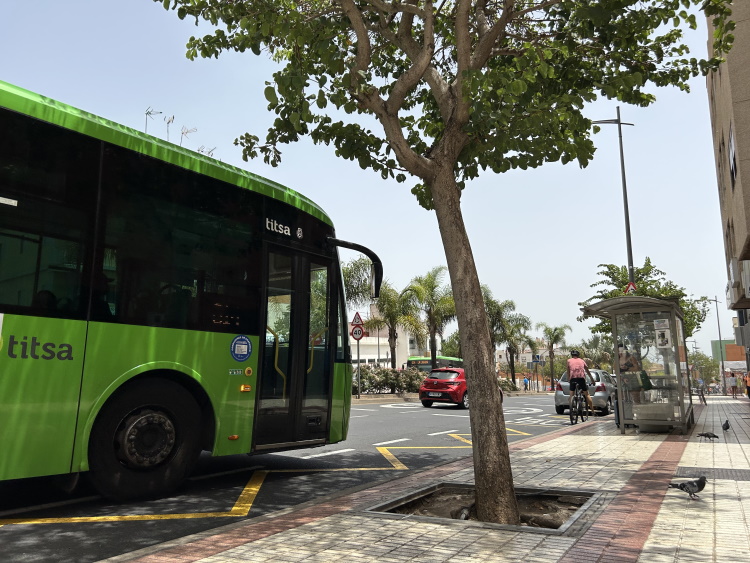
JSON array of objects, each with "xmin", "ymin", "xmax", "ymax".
[{"xmin": 0, "ymin": 80, "xmax": 333, "ymax": 226}]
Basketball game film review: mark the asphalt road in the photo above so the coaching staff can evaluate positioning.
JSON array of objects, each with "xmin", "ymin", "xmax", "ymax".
[{"xmin": 0, "ymin": 393, "xmax": 594, "ymax": 562}]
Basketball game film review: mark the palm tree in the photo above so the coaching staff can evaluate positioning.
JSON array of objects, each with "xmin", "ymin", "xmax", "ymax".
[
  {"xmin": 364, "ymin": 281, "xmax": 425, "ymax": 369},
  {"xmin": 536, "ymin": 322, "xmax": 571, "ymax": 391},
  {"xmin": 482, "ymin": 289, "xmax": 535, "ymax": 385},
  {"xmin": 341, "ymin": 256, "xmax": 375, "ymax": 310},
  {"xmin": 402, "ymin": 266, "xmax": 456, "ymax": 369},
  {"xmin": 579, "ymin": 333, "xmax": 613, "ymax": 370},
  {"xmin": 500, "ymin": 315, "xmax": 537, "ymax": 385}
]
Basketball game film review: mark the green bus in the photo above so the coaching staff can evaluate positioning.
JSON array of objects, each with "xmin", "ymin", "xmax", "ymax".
[
  {"xmin": 406, "ymin": 356, "xmax": 463, "ymax": 372},
  {"xmin": 0, "ymin": 81, "xmax": 382, "ymax": 500}
]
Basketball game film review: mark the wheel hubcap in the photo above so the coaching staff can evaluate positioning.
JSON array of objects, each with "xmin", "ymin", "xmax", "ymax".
[{"xmin": 118, "ymin": 409, "xmax": 176, "ymax": 468}]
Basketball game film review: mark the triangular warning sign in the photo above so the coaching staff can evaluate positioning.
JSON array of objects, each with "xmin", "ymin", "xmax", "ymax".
[
  {"xmin": 352, "ymin": 312, "xmax": 364, "ymax": 325},
  {"xmin": 625, "ymin": 282, "xmax": 637, "ymax": 294}
]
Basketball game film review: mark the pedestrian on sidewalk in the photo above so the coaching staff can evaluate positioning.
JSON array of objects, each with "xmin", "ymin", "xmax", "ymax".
[
  {"xmin": 745, "ymin": 373, "xmax": 750, "ymax": 399},
  {"xmin": 523, "ymin": 376, "xmax": 529, "ymax": 392},
  {"xmin": 728, "ymin": 374, "xmax": 738, "ymax": 398}
]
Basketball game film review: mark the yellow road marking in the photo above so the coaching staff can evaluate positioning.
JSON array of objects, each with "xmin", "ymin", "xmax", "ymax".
[
  {"xmin": 449, "ymin": 433, "xmax": 473, "ymax": 444},
  {"xmin": 1, "ymin": 431, "xmax": 507, "ymax": 527},
  {"xmin": 229, "ymin": 470, "xmax": 268, "ymax": 515},
  {"xmin": 505, "ymin": 428, "xmax": 532, "ymax": 435},
  {"xmin": 376, "ymin": 447, "xmax": 409, "ymax": 470}
]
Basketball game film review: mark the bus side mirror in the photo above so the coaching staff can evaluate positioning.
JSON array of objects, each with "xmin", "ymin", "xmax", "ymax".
[{"xmin": 328, "ymin": 237, "xmax": 383, "ymax": 299}]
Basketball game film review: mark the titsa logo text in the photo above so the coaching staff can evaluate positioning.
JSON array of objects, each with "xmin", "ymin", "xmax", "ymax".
[{"xmin": 6, "ymin": 335, "xmax": 74, "ymax": 360}]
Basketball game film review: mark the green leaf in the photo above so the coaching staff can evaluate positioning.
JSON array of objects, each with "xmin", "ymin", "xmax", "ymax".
[
  {"xmin": 264, "ymin": 86, "xmax": 279, "ymax": 105},
  {"xmin": 509, "ymin": 80, "xmax": 527, "ymax": 95}
]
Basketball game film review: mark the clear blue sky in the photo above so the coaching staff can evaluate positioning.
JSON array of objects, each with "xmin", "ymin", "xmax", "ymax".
[{"xmin": 1, "ymin": 1, "xmax": 732, "ymax": 355}]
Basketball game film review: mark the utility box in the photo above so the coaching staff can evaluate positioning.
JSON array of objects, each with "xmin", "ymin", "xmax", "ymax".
[{"xmin": 581, "ymin": 296, "xmax": 694, "ymax": 434}]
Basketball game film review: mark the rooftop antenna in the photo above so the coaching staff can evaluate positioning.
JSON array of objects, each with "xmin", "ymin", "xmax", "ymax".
[
  {"xmin": 180, "ymin": 126, "xmax": 197, "ymax": 147},
  {"xmin": 164, "ymin": 115, "xmax": 174, "ymax": 142},
  {"xmin": 145, "ymin": 107, "xmax": 162, "ymax": 134}
]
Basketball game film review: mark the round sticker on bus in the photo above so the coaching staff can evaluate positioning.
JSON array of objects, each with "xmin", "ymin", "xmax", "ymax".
[{"xmin": 230, "ymin": 335, "xmax": 252, "ymax": 362}]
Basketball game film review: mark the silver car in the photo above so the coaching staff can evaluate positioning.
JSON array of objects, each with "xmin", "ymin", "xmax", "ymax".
[{"xmin": 554, "ymin": 369, "xmax": 617, "ymax": 416}]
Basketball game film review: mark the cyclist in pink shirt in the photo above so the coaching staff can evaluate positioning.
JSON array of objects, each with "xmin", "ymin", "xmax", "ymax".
[{"xmin": 567, "ymin": 350, "xmax": 593, "ymax": 415}]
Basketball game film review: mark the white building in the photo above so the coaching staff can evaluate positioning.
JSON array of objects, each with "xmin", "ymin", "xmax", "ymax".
[{"xmin": 348, "ymin": 304, "xmax": 443, "ymax": 369}]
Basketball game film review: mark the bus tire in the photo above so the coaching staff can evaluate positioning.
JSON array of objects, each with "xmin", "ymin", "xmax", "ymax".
[{"xmin": 88, "ymin": 379, "xmax": 202, "ymax": 501}]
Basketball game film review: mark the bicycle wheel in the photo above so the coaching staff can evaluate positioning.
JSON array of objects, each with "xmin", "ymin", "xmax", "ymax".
[
  {"xmin": 579, "ymin": 399, "xmax": 588, "ymax": 422},
  {"xmin": 570, "ymin": 395, "xmax": 578, "ymax": 425}
]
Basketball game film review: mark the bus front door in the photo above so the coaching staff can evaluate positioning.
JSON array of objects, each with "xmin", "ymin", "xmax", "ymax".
[{"xmin": 254, "ymin": 250, "xmax": 333, "ymax": 449}]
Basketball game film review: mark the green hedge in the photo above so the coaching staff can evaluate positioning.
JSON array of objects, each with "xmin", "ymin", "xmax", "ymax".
[
  {"xmin": 352, "ymin": 365, "xmax": 424, "ymax": 395},
  {"xmin": 497, "ymin": 378, "xmax": 520, "ymax": 392}
]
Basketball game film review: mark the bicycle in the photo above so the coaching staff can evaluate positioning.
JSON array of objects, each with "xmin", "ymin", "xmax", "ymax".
[{"xmin": 569, "ymin": 386, "xmax": 589, "ymax": 425}]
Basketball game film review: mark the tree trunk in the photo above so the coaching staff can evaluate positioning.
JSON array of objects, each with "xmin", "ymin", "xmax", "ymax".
[
  {"xmin": 509, "ymin": 353, "xmax": 517, "ymax": 385},
  {"xmin": 429, "ymin": 166, "xmax": 519, "ymax": 525},
  {"xmin": 389, "ymin": 329, "xmax": 398, "ymax": 369},
  {"xmin": 430, "ymin": 327, "xmax": 438, "ymax": 369},
  {"xmin": 549, "ymin": 347, "xmax": 555, "ymax": 392}
]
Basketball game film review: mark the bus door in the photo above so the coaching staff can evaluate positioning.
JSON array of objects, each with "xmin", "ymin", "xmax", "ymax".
[{"xmin": 254, "ymin": 248, "xmax": 333, "ymax": 449}]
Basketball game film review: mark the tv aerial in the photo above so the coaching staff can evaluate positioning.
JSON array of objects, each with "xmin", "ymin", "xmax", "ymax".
[
  {"xmin": 164, "ymin": 115, "xmax": 174, "ymax": 142},
  {"xmin": 144, "ymin": 107, "xmax": 162, "ymax": 134},
  {"xmin": 180, "ymin": 126, "xmax": 197, "ymax": 147}
]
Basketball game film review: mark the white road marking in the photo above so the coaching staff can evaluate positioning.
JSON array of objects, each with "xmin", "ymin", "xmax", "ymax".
[
  {"xmin": 428, "ymin": 429, "xmax": 459, "ymax": 435},
  {"xmin": 299, "ymin": 448, "xmax": 356, "ymax": 459},
  {"xmin": 380, "ymin": 403, "xmax": 421, "ymax": 408},
  {"xmin": 431, "ymin": 413, "xmax": 470, "ymax": 418},
  {"xmin": 351, "ymin": 408, "xmax": 377, "ymax": 411},
  {"xmin": 372, "ymin": 438, "xmax": 411, "ymax": 446},
  {"xmin": 351, "ymin": 415, "xmax": 369, "ymax": 418}
]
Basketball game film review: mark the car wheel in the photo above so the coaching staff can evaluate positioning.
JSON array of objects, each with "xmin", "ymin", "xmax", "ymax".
[
  {"xmin": 421, "ymin": 400, "xmax": 433, "ymax": 408},
  {"xmin": 88, "ymin": 379, "xmax": 202, "ymax": 501},
  {"xmin": 600, "ymin": 399, "xmax": 611, "ymax": 416},
  {"xmin": 555, "ymin": 405, "xmax": 565, "ymax": 415},
  {"xmin": 458, "ymin": 392, "xmax": 469, "ymax": 409}
]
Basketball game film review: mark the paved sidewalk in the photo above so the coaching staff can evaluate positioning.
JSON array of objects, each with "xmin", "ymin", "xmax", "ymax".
[{"xmin": 103, "ymin": 396, "xmax": 750, "ymax": 563}]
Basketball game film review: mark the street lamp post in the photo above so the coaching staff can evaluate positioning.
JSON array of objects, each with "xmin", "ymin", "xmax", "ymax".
[
  {"xmin": 706, "ymin": 296, "xmax": 726, "ymax": 395},
  {"xmin": 593, "ymin": 107, "xmax": 636, "ymax": 284}
]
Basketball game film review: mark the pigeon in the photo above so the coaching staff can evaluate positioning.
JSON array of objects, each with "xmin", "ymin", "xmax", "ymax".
[
  {"xmin": 722, "ymin": 419, "xmax": 730, "ymax": 431},
  {"xmin": 668, "ymin": 476, "xmax": 707, "ymax": 499},
  {"xmin": 697, "ymin": 432, "xmax": 719, "ymax": 442}
]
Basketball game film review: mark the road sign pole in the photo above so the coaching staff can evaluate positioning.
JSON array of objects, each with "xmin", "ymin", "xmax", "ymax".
[{"xmin": 357, "ymin": 339, "xmax": 361, "ymax": 399}]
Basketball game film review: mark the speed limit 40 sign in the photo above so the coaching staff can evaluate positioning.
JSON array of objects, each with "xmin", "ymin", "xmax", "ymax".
[{"xmin": 351, "ymin": 326, "xmax": 365, "ymax": 340}]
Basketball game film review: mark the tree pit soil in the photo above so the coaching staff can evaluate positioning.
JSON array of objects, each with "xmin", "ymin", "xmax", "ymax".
[{"xmin": 389, "ymin": 489, "xmax": 589, "ymax": 529}]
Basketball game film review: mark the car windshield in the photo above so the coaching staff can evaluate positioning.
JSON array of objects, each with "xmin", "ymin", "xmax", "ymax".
[{"xmin": 428, "ymin": 370, "xmax": 460, "ymax": 380}]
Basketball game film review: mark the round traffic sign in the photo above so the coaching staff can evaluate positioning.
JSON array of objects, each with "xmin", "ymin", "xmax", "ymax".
[{"xmin": 351, "ymin": 326, "xmax": 365, "ymax": 340}]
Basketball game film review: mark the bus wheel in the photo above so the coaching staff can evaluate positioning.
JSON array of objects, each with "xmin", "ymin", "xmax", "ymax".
[{"xmin": 88, "ymin": 379, "xmax": 202, "ymax": 501}]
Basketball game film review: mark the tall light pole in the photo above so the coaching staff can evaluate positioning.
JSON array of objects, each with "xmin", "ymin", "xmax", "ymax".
[
  {"xmin": 706, "ymin": 296, "xmax": 726, "ymax": 395},
  {"xmin": 593, "ymin": 107, "xmax": 636, "ymax": 284}
]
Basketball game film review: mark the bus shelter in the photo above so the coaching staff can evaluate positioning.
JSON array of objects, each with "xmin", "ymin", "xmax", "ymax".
[{"xmin": 581, "ymin": 296, "xmax": 694, "ymax": 434}]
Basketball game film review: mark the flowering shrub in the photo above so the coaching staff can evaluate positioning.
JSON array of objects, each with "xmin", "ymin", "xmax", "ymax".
[{"xmin": 353, "ymin": 365, "xmax": 423, "ymax": 395}]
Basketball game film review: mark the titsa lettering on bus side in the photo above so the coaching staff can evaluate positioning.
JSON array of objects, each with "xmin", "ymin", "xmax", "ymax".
[{"xmin": 6, "ymin": 335, "xmax": 74, "ymax": 360}]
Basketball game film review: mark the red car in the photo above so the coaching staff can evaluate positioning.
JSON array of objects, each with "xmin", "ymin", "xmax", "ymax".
[{"xmin": 419, "ymin": 368, "xmax": 469, "ymax": 408}]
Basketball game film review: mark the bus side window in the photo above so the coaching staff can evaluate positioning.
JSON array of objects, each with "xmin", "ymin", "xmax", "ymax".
[
  {"xmin": 100, "ymin": 145, "xmax": 261, "ymax": 333},
  {"xmin": 0, "ymin": 107, "xmax": 97, "ymax": 320}
]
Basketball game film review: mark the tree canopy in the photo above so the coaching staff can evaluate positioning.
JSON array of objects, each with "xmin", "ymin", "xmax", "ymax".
[{"xmin": 578, "ymin": 257, "xmax": 710, "ymax": 337}]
